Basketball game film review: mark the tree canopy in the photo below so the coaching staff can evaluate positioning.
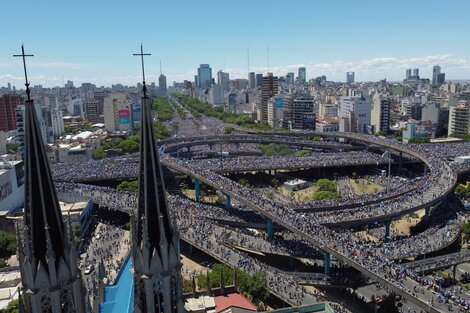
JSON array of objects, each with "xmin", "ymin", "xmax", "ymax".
[
  {"xmin": 174, "ymin": 94, "xmax": 271, "ymax": 130},
  {"xmin": 196, "ymin": 264, "xmax": 269, "ymax": 305},
  {"xmin": 117, "ymin": 180, "xmax": 139, "ymax": 193}
]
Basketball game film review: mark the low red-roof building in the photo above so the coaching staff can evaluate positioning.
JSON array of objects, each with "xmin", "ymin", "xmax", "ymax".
[{"xmin": 215, "ymin": 293, "xmax": 257, "ymax": 313}]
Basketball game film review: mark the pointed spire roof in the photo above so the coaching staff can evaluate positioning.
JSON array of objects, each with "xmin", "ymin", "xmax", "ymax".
[
  {"xmin": 136, "ymin": 95, "xmax": 174, "ymax": 250},
  {"xmin": 23, "ymin": 98, "xmax": 65, "ymax": 267},
  {"xmin": 15, "ymin": 44, "xmax": 65, "ymax": 268},
  {"xmin": 135, "ymin": 45, "xmax": 174, "ymax": 252}
]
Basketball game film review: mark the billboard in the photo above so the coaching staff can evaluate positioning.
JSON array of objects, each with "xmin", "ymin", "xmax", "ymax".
[
  {"xmin": 302, "ymin": 113, "xmax": 316, "ymax": 130},
  {"xmin": 118, "ymin": 109, "xmax": 130, "ymax": 124},
  {"xmin": 275, "ymin": 97, "xmax": 284, "ymax": 108}
]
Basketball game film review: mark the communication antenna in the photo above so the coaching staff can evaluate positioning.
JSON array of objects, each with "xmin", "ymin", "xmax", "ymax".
[{"xmin": 267, "ymin": 45, "xmax": 270, "ymax": 74}]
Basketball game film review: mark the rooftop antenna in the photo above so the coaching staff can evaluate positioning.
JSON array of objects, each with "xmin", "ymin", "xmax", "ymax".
[
  {"xmin": 13, "ymin": 44, "xmax": 34, "ymax": 101},
  {"xmin": 160, "ymin": 59, "xmax": 162, "ymax": 75},
  {"xmin": 223, "ymin": 56, "xmax": 226, "ymax": 72},
  {"xmin": 247, "ymin": 45, "xmax": 250, "ymax": 77},
  {"xmin": 267, "ymin": 45, "xmax": 270, "ymax": 74},
  {"xmin": 133, "ymin": 44, "xmax": 151, "ymax": 98}
]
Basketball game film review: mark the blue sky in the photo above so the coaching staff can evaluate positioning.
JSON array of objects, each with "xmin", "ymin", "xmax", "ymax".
[{"xmin": 1, "ymin": 0, "xmax": 470, "ymax": 87}]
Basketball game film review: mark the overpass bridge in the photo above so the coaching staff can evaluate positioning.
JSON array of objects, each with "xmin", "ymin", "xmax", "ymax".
[
  {"xmin": 401, "ymin": 250, "xmax": 470, "ymax": 273},
  {"xmin": 58, "ymin": 180, "xmax": 458, "ymax": 313},
  {"xmin": 56, "ymin": 128, "xmax": 461, "ymax": 312}
]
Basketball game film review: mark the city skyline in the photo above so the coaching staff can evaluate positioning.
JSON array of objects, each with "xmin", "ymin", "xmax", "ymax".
[{"xmin": 2, "ymin": 0, "xmax": 470, "ymax": 87}]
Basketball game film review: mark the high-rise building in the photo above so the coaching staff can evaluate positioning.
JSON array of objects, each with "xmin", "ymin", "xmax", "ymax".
[
  {"xmin": 41, "ymin": 106, "xmax": 64, "ymax": 142},
  {"xmin": 217, "ymin": 70, "xmax": 230, "ymax": 91},
  {"xmin": 413, "ymin": 68, "xmax": 419, "ymax": 77},
  {"xmin": 259, "ymin": 73, "xmax": 279, "ymax": 122},
  {"xmin": 103, "ymin": 92, "xmax": 133, "ymax": 132},
  {"xmin": 339, "ymin": 96, "xmax": 371, "ymax": 132},
  {"xmin": 431, "ymin": 65, "xmax": 446, "ymax": 86},
  {"xmin": 448, "ymin": 101, "xmax": 470, "ymax": 136},
  {"xmin": 248, "ymin": 72, "xmax": 256, "ymax": 89},
  {"xmin": 432, "ymin": 65, "xmax": 441, "ymax": 86},
  {"xmin": 197, "ymin": 64, "xmax": 212, "ymax": 89},
  {"xmin": 16, "ymin": 102, "xmax": 49, "ymax": 157},
  {"xmin": 437, "ymin": 73, "xmax": 446, "ymax": 85},
  {"xmin": 406, "ymin": 69, "xmax": 412, "ymax": 79},
  {"xmin": 371, "ymin": 94, "xmax": 391, "ymax": 134},
  {"xmin": 291, "ymin": 98, "xmax": 315, "ymax": 129},
  {"xmin": 67, "ymin": 99, "xmax": 86, "ymax": 119},
  {"xmin": 267, "ymin": 95, "xmax": 289, "ymax": 128},
  {"xmin": 159, "ymin": 74, "xmax": 168, "ymax": 97},
  {"xmin": 210, "ymin": 83, "xmax": 224, "ymax": 105},
  {"xmin": 85, "ymin": 99, "xmax": 103, "ymax": 123},
  {"xmin": 286, "ymin": 72, "xmax": 295, "ymax": 84},
  {"xmin": 0, "ymin": 94, "xmax": 23, "ymax": 131},
  {"xmin": 298, "ymin": 67, "xmax": 306, "ymax": 83},
  {"xmin": 255, "ymin": 74, "xmax": 263, "ymax": 88},
  {"xmin": 346, "ymin": 72, "xmax": 355, "ymax": 83},
  {"xmin": 228, "ymin": 89, "xmax": 238, "ymax": 113}
]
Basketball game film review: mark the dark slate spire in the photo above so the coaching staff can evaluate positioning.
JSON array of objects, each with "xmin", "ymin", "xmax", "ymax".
[
  {"xmin": 134, "ymin": 45, "xmax": 174, "ymax": 252},
  {"xmin": 14, "ymin": 44, "xmax": 86, "ymax": 313},
  {"xmin": 14, "ymin": 45, "xmax": 65, "ymax": 266},
  {"xmin": 132, "ymin": 44, "xmax": 184, "ymax": 313}
]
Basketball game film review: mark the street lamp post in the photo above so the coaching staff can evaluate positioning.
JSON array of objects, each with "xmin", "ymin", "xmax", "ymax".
[
  {"xmin": 381, "ymin": 145, "xmax": 392, "ymax": 193},
  {"xmin": 387, "ymin": 146, "xmax": 391, "ymax": 194}
]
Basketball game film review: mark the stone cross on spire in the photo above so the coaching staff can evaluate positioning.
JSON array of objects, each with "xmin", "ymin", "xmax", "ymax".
[
  {"xmin": 13, "ymin": 44, "xmax": 34, "ymax": 101},
  {"xmin": 133, "ymin": 44, "xmax": 151, "ymax": 98}
]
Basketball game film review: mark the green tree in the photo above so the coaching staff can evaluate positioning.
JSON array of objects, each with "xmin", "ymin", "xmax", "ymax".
[
  {"xmin": 117, "ymin": 139, "xmax": 140, "ymax": 154},
  {"xmin": 117, "ymin": 180, "xmax": 139, "ymax": 192},
  {"xmin": 408, "ymin": 137, "xmax": 430, "ymax": 143},
  {"xmin": 315, "ymin": 178, "xmax": 337, "ymax": 192},
  {"xmin": 259, "ymin": 143, "xmax": 293, "ymax": 156},
  {"xmin": 238, "ymin": 178, "xmax": 252, "ymax": 188},
  {"xmin": 6, "ymin": 143, "xmax": 19, "ymax": 152},
  {"xmin": 196, "ymin": 264, "xmax": 268, "ymax": 304},
  {"xmin": 270, "ymin": 178, "xmax": 280, "ymax": 187},
  {"xmin": 463, "ymin": 221, "xmax": 470, "ymax": 243},
  {"xmin": 455, "ymin": 183, "xmax": 470, "ymax": 199},
  {"xmin": 3, "ymin": 299, "xmax": 18, "ymax": 313},
  {"xmin": 311, "ymin": 136, "xmax": 321, "ymax": 141},
  {"xmin": 224, "ymin": 126, "xmax": 235, "ymax": 134},
  {"xmin": 294, "ymin": 149, "xmax": 311, "ymax": 156},
  {"xmin": 182, "ymin": 279, "xmax": 193, "ymax": 294},
  {"xmin": 92, "ymin": 147, "xmax": 106, "ymax": 160},
  {"xmin": 310, "ymin": 190, "xmax": 340, "ymax": 201},
  {"xmin": 0, "ymin": 231, "xmax": 16, "ymax": 259},
  {"xmin": 0, "ymin": 258, "xmax": 7, "ymax": 268},
  {"xmin": 155, "ymin": 122, "xmax": 169, "ymax": 139}
]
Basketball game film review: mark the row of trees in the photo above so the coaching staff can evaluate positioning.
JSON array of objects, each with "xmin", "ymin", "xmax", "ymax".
[
  {"xmin": 92, "ymin": 135, "xmax": 141, "ymax": 159},
  {"xmin": 174, "ymin": 94, "xmax": 271, "ymax": 130},
  {"xmin": 153, "ymin": 97, "xmax": 174, "ymax": 121},
  {"xmin": 258, "ymin": 143, "xmax": 311, "ymax": 156}
]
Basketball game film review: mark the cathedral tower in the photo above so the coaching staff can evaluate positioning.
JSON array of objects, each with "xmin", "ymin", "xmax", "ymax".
[
  {"xmin": 15, "ymin": 45, "xmax": 86, "ymax": 313},
  {"xmin": 132, "ymin": 45, "xmax": 184, "ymax": 313}
]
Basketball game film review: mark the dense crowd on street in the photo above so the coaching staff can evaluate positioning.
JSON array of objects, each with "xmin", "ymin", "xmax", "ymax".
[{"xmin": 51, "ymin": 106, "xmax": 470, "ymax": 312}]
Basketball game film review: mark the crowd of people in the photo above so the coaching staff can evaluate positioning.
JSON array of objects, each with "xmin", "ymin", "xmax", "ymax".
[
  {"xmin": 51, "ymin": 103, "xmax": 470, "ymax": 312},
  {"xmin": 80, "ymin": 222, "xmax": 130, "ymax": 302}
]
